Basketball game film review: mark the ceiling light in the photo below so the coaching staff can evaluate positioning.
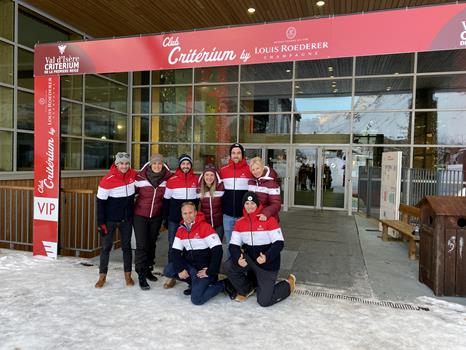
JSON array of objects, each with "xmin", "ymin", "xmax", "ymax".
[
  {"xmin": 286, "ymin": 69, "xmax": 291, "ymax": 73},
  {"xmin": 316, "ymin": 1, "xmax": 325, "ymax": 7},
  {"xmin": 248, "ymin": 7, "xmax": 256, "ymax": 14},
  {"xmin": 328, "ymin": 66, "xmax": 333, "ymax": 72},
  {"xmin": 386, "ymin": 86, "xmax": 392, "ymax": 91}
]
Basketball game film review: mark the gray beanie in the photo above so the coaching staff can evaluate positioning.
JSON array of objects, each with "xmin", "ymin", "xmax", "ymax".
[
  {"xmin": 115, "ymin": 152, "xmax": 130, "ymax": 164},
  {"xmin": 150, "ymin": 153, "xmax": 164, "ymax": 164}
]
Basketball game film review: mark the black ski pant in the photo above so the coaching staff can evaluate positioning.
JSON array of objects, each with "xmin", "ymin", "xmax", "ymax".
[
  {"xmin": 99, "ymin": 220, "xmax": 132, "ymax": 274},
  {"xmin": 133, "ymin": 214, "xmax": 162, "ymax": 277}
]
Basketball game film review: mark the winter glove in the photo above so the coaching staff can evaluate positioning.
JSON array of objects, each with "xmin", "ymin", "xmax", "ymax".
[{"xmin": 98, "ymin": 224, "xmax": 108, "ymax": 235}]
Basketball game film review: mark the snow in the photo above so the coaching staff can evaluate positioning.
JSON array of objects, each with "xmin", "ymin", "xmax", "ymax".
[{"xmin": 1, "ymin": 250, "xmax": 466, "ymax": 350}]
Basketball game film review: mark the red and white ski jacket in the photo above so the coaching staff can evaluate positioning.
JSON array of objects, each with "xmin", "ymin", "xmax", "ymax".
[
  {"xmin": 220, "ymin": 158, "xmax": 253, "ymax": 218},
  {"xmin": 248, "ymin": 166, "xmax": 281, "ymax": 221}
]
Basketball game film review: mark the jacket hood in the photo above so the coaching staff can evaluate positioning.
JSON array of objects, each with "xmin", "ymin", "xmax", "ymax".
[
  {"xmin": 242, "ymin": 204, "xmax": 264, "ymax": 217},
  {"xmin": 181, "ymin": 211, "xmax": 206, "ymax": 227},
  {"xmin": 254, "ymin": 165, "xmax": 277, "ymax": 181},
  {"xmin": 139, "ymin": 161, "xmax": 170, "ymax": 178}
]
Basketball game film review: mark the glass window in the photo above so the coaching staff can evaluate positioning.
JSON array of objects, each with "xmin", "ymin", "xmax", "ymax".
[
  {"xmin": 101, "ymin": 72, "xmax": 128, "ymax": 84},
  {"xmin": 17, "ymin": 132, "xmax": 34, "ymax": 171},
  {"xmin": 84, "ymin": 141, "xmax": 126, "ymax": 170},
  {"xmin": 413, "ymin": 147, "xmax": 466, "ymax": 170},
  {"xmin": 239, "ymin": 114, "xmax": 290, "ymax": 143},
  {"xmin": 18, "ymin": 48, "xmax": 34, "ymax": 90},
  {"xmin": 356, "ymin": 54, "xmax": 413, "ymax": 76},
  {"xmin": 353, "ymin": 146, "xmax": 410, "ymax": 168},
  {"xmin": 18, "ymin": 9, "xmax": 72, "ymax": 48},
  {"xmin": 85, "ymin": 75, "xmax": 127, "ymax": 113},
  {"xmin": 60, "ymin": 101, "xmax": 82, "ymax": 136},
  {"xmin": 296, "ymin": 57, "xmax": 353, "ymax": 78},
  {"xmin": 353, "ymin": 112, "xmax": 410, "ymax": 144},
  {"xmin": 295, "ymin": 79, "xmax": 352, "ymax": 112},
  {"xmin": 150, "ymin": 144, "xmax": 191, "ymax": 170},
  {"xmin": 194, "ymin": 85, "xmax": 237, "ymax": 113},
  {"xmin": 354, "ymin": 77, "xmax": 413, "ymax": 110},
  {"xmin": 414, "ymin": 111, "xmax": 466, "ymax": 145},
  {"xmin": 151, "ymin": 115, "xmax": 191, "ymax": 143},
  {"xmin": 133, "ymin": 87, "xmax": 150, "ymax": 114},
  {"xmin": 194, "ymin": 115, "xmax": 237, "ymax": 143},
  {"xmin": 415, "ymin": 74, "xmax": 466, "ymax": 109},
  {"xmin": 60, "ymin": 137, "xmax": 81, "ymax": 170},
  {"xmin": 0, "ymin": 0, "xmax": 14, "ymax": 41},
  {"xmin": 152, "ymin": 86, "xmax": 192, "ymax": 114},
  {"xmin": 0, "ymin": 41, "xmax": 13, "ymax": 85},
  {"xmin": 0, "ymin": 86, "xmax": 13, "ymax": 128},
  {"xmin": 133, "ymin": 71, "xmax": 150, "ymax": 86},
  {"xmin": 0, "ymin": 130, "xmax": 13, "ymax": 171},
  {"xmin": 193, "ymin": 144, "xmax": 231, "ymax": 171},
  {"xmin": 84, "ymin": 106, "xmax": 127, "ymax": 141},
  {"xmin": 417, "ymin": 50, "xmax": 466, "ymax": 73},
  {"xmin": 132, "ymin": 115, "xmax": 149, "ymax": 142},
  {"xmin": 153, "ymin": 69, "xmax": 192, "ymax": 85},
  {"xmin": 17, "ymin": 91, "xmax": 34, "ymax": 130},
  {"xmin": 293, "ymin": 113, "xmax": 351, "ymax": 144},
  {"xmin": 195, "ymin": 66, "xmax": 238, "ymax": 83},
  {"xmin": 61, "ymin": 75, "xmax": 82, "ymax": 101},
  {"xmin": 241, "ymin": 62, "xmax": 292, "ymax": 81},
  {"xmin": 240, "ymin": 82, "xmax": 292, "ymax": 113},
  {"xmin": 132, "ymin": 143, "xmax": 149, "ymax": 170}
]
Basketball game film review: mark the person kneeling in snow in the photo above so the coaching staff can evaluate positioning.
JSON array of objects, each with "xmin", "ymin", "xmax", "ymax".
[
  {"xmin": 166, "ymin": 201, "xmax": 224, "ymax": 305},
  {"xmin": 224, "ymin": 191, "xmax": 296, "ymax": 306}
]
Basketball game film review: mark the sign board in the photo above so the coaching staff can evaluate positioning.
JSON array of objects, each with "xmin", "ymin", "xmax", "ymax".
[{"xmin": 379, "ymin": 152, "xmax": 402, "ymax": 238}]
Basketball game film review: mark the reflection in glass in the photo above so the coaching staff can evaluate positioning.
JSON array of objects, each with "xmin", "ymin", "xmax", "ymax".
[
  {"xmin": 241, "ymin": 62, "xmax": 292, "ymax": 81},
  {"xmin": 151, "ymin": 115, "xmax": 191, "ymax": 143},
  {"xmin": 0, "ymin": 86, "xmax": 13, "ymax": 128},
  {"xmin": 0, "ymin": 0, "xmax": 14, "ymax": 41},
  {"xmin": 296, "ymin": 57, "xmax": 353, "ymax": 78},
  {"xmin": 84, "ymin": 141, "xmax": 126, "ymax": 170},
  {"xmin": 132, "ymin": 143, "xmax": 149, "ymax": 170},
  {"xmin": 194, "ymin": 115, "xmax": 236, "ymax": 143},
  {"xmin": 101, "ymin": 72, "xmax": 128, "ymax": 84},
  {"xmin": 353, "ymin": 112, "xmax": 410, "ymax": 144},
  {"xmin": 193, "ymin": 144, "xmax": 230, "ymax": 171},
  {"xmin": 151, "ymin": 144, "xmax": 191, "ymax": 170},
  {"xmin": 414, "ymin": 111, "xmax": 466, "ymax": 145},
  {"xmin": 153, "ymin": 69, "xmax": 192, "ymax": 85},
  {"xmin": 85, "ymin": 75, "xmax": 127, "ymax": 113},
  {"xmin": 60, "ymin": 137, "xmax": 81, "ymax": 170},
  {"xmin": 61, "ymin": 101, "xmax": 82, "ymax": 136},
  {"xmin": 133, "ymin": 87, "xmax": 150, "ymax": 114},
  {"xmin": 294, "ymin": 148, "xmax": 317, "ymax": 206},
  {"xmin": 293, "ymin": 113, "xmax": 350, "ymax": 144},
  {"xmin": 417, "ymin": 50, "xmax": 466, "ymax": 73},
  {"xmin": 85, "ymin": 106, "xmax": 127, "ymax": 141},
  {"xmin": 415, "ymin": 74, "xmax": 466, "ymax": 109},
  {"xmin": 18, "ymin": 48, "xmax": 34, "ymax": 90},
  {"xmin": 356, "ymin": 53, "xmax": 413, "ymax": 75},
  {"xmin": 0, "ymin": 42, "xmax": 13, "ymax": 85},
  {"xmin": 295, "ymin": 80, "xmax": 352, "ymax": 112},
  {"xmin": 17, "ymin": 132, "xmax": 34, "ymax": 171},
  {"xmin": 353, "ymin": 146, "xmax": 410, "ymax": 168},
  {"xmin": 239, "ymin": 114, "xmax": 290, "ymax": 143},
  {"xmin": 354, "ymin": 77, "xmax": 412, "ymax": 110},
  {"xmin": 413, "ymin": 147, "xmax": 466, "ymax": 170},
  {"xmin": 240, "ymin": 82, "xmax": 292, "ymax": 112},
  {"xmin": 17, "ymin": 91, "xmax": 34, "ymax": 130},
  {"xmin": 61, "ymin": 75, "xmax": 82, "ymax": 101},
  {"xmin": 0, "ymin": 131, "xmax": 13, "ymax": 171},
  {"xmin": 322, "ymin": 149, "xmax": 346, "ymax": 208},
  {"xmin": 133, "ymin": 71, "xmax": 150, "ymax": 86},
  {"xmin": 152, "ymin": 86, "xmax": 192, "ymax": 114},
  {"xmin": 195, "ymin": 66, "xmax": 238, "ymax": 83},
  {"xmin": 194, "ymin": 85, "xmax": 237, "ymax": 113},
  {"xmin": 132, "ymin": 115, "xmax": 149, "ymax": 142}
]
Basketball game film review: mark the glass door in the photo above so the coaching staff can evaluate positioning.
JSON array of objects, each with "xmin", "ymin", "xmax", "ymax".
[{"xmin": 320, "ymin": 148, "xmax": 346, "ymax": 209}]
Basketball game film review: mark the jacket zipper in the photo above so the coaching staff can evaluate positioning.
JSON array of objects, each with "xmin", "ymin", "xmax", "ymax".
[
  {"xmin": 233, "ymin": 163, "xmax": 236, "ymax": 217},
  {"xmin": 149, "ymin": 186, "xmax": 157, "ymax": 218},
  {"xmin": 209, "ymin": 195, "xmax": 213, "ymax": 226}
]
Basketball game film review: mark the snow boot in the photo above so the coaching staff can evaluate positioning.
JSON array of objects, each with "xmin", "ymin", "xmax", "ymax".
[
  {"xmin": 139, "ymin": 276, "xmax": 150, "ymax": 291},
  {"xmin": 183, "ymin": 287, "xmax": 192, "ymax": 296},
  {"xmin": 163, "ymin": 277, "xmax": 176, "ymax": 289},
  {"xmin": 287, "ymin": 274, "xmax": 296, "ymax": 293},
  {"xmin": 234, "ymin": 288, "xmax": 255, "ymax": 302},
  {"xmin": 124, "ymin": 272, "xmax": 135, "ymax": 287},
  {"xmin": 95, "ymin": 273, "xmax": 106, "ymax": 288},
  {"xmin": 146, "ymin": 271, "xmax": 158, "ymax": 282}
]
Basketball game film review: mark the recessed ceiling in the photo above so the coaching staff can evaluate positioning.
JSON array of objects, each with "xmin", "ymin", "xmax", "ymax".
[{"xmin": 23, "ymin": 0, "xmax": 461, "ymax": 39}]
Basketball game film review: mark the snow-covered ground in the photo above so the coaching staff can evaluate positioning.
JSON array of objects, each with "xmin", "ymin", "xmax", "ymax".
[{"xmin": 1, "ymin": 250, "xmax": 466, "ymax": 350}]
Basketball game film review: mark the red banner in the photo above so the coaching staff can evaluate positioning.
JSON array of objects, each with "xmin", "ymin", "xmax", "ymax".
[
  {"xmin": 33, "ymin": 76, "xmax": 60, "ymax": 259},
  {"xmin": 34, "ymin": 3, "xmax": 466, "ymax": 76}
]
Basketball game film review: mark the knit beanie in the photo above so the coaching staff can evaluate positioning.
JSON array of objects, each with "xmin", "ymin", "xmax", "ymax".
[
  {"xmin": 150, "ymin": 153, "xmax": 164, "ymax": 164},
  {"xmin": 178, "ymin": 154, "xmax": 193, "ymax": 167},
  {"xmin": 242, "ymin": 191, "xmax": 260, "ymax": 207},
  {"xmin": 229, "ymin": 143, "xmax": 245, "ymax": 157},
  {"xmin": 114, "ymin": 152, "xmax": 130, "ymax": 164}
]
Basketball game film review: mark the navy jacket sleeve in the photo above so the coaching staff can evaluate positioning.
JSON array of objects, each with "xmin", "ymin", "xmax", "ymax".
[
  {"xmin": 96, "ymin": 198, "xmax": 107, "ymax": 225},
  {"xmin": 206, "ymin": 245, "xmax": 223, "ymax": 276}
]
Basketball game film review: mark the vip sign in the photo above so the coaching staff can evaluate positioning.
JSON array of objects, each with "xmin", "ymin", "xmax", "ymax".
[{"xmin": 34, "ymin": 197, "xmax": 59, "ymax": 221}]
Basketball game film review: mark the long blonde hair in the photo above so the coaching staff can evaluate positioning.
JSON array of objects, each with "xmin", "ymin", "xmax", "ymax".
[{"xmin": 200, "ymin": 171, "xmax": 217, "ymax": 198}]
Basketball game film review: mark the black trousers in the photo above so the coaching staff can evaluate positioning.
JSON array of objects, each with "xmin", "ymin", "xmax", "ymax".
[
  {"xmin": 133, "ymin": 215, "xmax": 162, "ymax": 276},
  {"xmin": 224, "ymin": 256, "xmax": 291, "ymax": 307},
  {"xmin": 99, "ymin": 220, "xmax": 132, "ymax": 274}
]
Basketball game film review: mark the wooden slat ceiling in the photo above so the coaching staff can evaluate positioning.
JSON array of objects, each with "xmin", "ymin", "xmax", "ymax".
[{"xmin": 24, "ymin": 0, "xmax": 461, "ymax": 39}]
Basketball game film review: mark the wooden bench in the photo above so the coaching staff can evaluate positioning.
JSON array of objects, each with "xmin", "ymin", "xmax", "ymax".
[{"xmin": 380, "ymin": 204, "xmax": 420, "ymax": 260}]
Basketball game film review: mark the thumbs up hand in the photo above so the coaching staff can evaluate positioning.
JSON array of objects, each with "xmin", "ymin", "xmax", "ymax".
[{"xmin": 256, "ymin": 252, "xmax": 266, "ymax": 264}]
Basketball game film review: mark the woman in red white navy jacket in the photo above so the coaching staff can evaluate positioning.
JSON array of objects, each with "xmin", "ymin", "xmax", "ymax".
[
  {"xmin": 133, "ymin": 153, "xmax": 172, "ymax": 290},
  {"xmin": 197, "ymin": 164, "xmax": 224, "ymax": 241},
  {"xmin": 248, "ymin": 157, "xmax": 281, "ymax": 222},
  {"xmin": 168, "ymin": 202, "xmax": 224, "ymax": 305},
  {"xmin": 224, "ymin": 191, "xmax": 296, "ymax": 307}
]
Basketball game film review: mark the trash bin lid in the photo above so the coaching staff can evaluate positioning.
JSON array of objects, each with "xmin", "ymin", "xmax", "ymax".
[{"xmin": 417, "ymin": 196, "xmax": 466, "ymax": 216}]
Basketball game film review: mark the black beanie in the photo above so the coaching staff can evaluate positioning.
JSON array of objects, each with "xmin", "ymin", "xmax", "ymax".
[
  {"xmin": 230, "ymin": 143, "xmax": 245, "ymax": 157},
  {"xmin": 178, "ymin": 154, "xmax": 192, "ymax": 167},
  {"xmin": 242, "ymin": 191, "xmax": 260, "ymax": 207}
]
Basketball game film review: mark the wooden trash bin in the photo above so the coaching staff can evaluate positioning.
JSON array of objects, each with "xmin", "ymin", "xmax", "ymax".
[{"xmin": 418, "ymin": 196, "xmax": 466, "ymax": 296}]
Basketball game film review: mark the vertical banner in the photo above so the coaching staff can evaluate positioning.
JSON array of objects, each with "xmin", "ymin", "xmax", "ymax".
[
  {"xmin": 379, "ymin": 152, "xmax": 402, "ymax": 238},
  {"xmin": 33, "ymin": 76, "xmax": 60, "ymax": 259}
]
